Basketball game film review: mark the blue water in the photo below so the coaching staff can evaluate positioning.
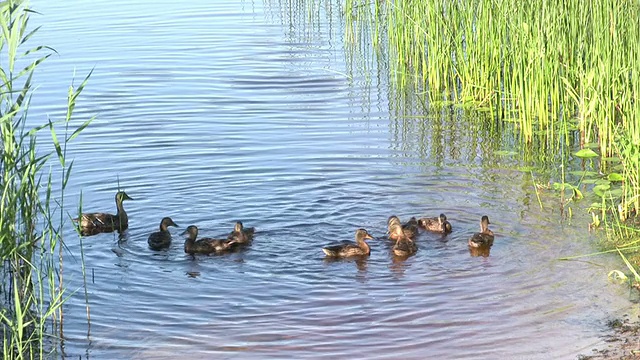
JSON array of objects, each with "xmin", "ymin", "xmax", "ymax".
[{"xmin": 25, "ymin": 1, "xmax": 631, "ymax": 359}]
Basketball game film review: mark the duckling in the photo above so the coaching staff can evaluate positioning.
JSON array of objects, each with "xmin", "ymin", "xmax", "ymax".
[
  {"xmin": 403, "ymin": 217, "xmax": 419, "ymax": 239},
  {"xmin": 418, "ymin": 213, "xmax": 452, "ymax": 234},
  {"xmin": 182, "ymin": 225, "xmax": 237, "ymax": 255},
  {"xmin": 147, "ymin": 217, "xmax": 178, "ymax": 250},
  {"xmin": 389, "ymin": 224, "xmax": 418, "ymax": 257},
  {"xmin": 227, "ymin": 221, "xmax": 255, "ymax": 245},
  {"xmin": 468, "ymin": 215, "xmax": 494, "ymax": 248},
  {"xmin": 322, "ymin": 229, "xmax": 374, "ymax": 257},
  {"xmin": 74, "ymin": 191, "xmax": 133, "ymax": 236},
  {"xmin": 387, "ymin": 215, "xmax": 418, "ymax": 241}
]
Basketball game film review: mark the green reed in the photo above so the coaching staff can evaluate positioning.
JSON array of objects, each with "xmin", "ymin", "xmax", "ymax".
[
  {"xmin": 1, "ymin": 1, "xmax": 92, "ymax": 358},
  {"xmin": 344, "ymin": 0, "xmax": 640, "ymax": 214}
]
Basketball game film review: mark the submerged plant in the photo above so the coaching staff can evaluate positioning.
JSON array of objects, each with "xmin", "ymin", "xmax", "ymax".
[{"xmin": 0, "ymin": 1, "xmax": 92, "ymax": 358}]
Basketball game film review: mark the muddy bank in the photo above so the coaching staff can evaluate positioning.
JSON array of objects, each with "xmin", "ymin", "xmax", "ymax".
[{"xmin": 580, "ymin": 315, "xmax": 640, "ymax": 359}]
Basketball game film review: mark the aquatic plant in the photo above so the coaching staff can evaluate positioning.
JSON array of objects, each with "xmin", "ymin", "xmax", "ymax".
[
  {"xmin": 0, "ymin": 1, "xmax": 92, "ymax": 358},
  {"xmin": 344, "ymin": 0, "xmax": 639, "ymax": 215}
]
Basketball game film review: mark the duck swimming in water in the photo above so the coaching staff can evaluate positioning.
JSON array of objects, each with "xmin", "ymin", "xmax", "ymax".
[
  {"xmin": 387, "ymin": 215, "xmax": 418, "ymax": 241},
  {"xmin": 74, "ymin": 191, "xmax": 134, "ymax": 236},
  {"xmin": 147, "ymin": 217, "xmax": 178, "ymax": 250},
  {"xmin": 227, "ymin": 221, "xmax": 255, "ymax": 246},
  {"xmin": 389, "ymin": 222, "xmax": 418, "ymax": 257},
  {"xmin": 182, "ymin": 225, "xmax": 237, "ymax": 255},
  {"xmin": 418, "ymin": 213, "xmax": 452, "ymax": 234},
  {"xmin": 468, "ymin": 215, "xmax": 494, "ymax": 248},
  {"xmin": 322, "ymin": 228, "xmax": 374, "ymax": 257}
]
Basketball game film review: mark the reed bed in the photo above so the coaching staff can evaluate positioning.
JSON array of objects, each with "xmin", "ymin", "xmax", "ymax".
[
  {"xmin": 1, "ymin": 1, "xmax": 91, "ymax": 358},
  {"xmin": 344, "ymin": 0, "xmax": 640, "ymax": 216}
]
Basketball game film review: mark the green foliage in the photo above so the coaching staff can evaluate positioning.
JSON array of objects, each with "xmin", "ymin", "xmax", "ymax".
[{"xmin": 0, "ymin": 1, "xmax": 91, "ymax": 358}]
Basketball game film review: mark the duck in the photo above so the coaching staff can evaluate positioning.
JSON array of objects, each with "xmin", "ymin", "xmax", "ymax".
[
  {"xmin": 468, "ymin": 215, "xmax": 494, "ymax": 248},
  {"xmin": 73, "ymin": 191, "xmax": 133, "ymax": 236},
  {"xmin": 182, "ymin": 225, "xmax": 237, "ymax": 255},
  {"xmin": 389, "ymin": 223, "xmax": 418, "ymax": 257},
  {"xmin": 147, "ymin": 217, "xmax": 179, "ymax": 250},
  {"xmin": 227, "ymin": 221, "xmax": 255, "ymax": 245},
  {"xmin": 418, "ymin": 213, "xmax": 452, "ymax": 234},
  {"xmin": 387, "ymin": 215, "xmax": 418, "ymax": 241},
  {"xmin": 322, "ymin": 228, "xmax": 374, "ymax": 257}
]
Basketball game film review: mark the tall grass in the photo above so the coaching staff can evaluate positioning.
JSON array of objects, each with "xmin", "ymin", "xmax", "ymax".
[
  {"xmin": 0, "ymin": 1, "xmax": 91, "ymax": 358},
  {"xmin": 344, "ymin": 0, "xmax": 640, "ymax": 217}
]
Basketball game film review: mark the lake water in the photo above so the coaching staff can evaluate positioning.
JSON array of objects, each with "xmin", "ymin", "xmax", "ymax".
[{"xmin": 27, "ymin": 1, "xmax": 633, "ymax": 359}]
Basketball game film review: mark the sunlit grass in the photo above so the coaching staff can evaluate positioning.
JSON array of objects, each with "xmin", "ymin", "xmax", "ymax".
[
  {"xmin": 342, "ymin": 0, "xmax": 640, "ymax": 278},
  {"xmin": 344, "ymin": 0, "xmax": 639, "ymax": 204},
  {"xmin": 1, "ymin": 1, "xmax": 92, "ymax": 358}
]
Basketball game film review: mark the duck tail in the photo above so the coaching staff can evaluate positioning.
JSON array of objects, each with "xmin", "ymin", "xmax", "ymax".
[{"xmin": 322, "ymin": 248, "xmax": 336, "ymax": 257}]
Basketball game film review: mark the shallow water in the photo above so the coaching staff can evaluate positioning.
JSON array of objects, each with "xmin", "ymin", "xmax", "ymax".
[{"xmin": 27, "ymin": 1, "xmax": 632, "ymax": 359}]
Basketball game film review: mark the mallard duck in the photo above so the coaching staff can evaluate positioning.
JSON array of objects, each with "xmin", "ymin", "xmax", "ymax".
[
  {"xmin": 389, "ymin": 224, "xmax": 418, "ymax": 257},
  {"xmin": 182, "ymin": 225, "xmax": 237, "ymax": 255},
  {"xmin": 322, "ymin": 228, "xmax": 374, "ymax": 257},
  {"xmin": 74, "ymin": 191, "xmax": 134, "ymax": 236},
  {"xmin": 147, "ymin": 217, "xmax": 178, "ymax": 250},
  {"xmin": 387, "ymin": 215, "xmax": 418, "ymax": 241},
  {"xmin": 403, "ymin": 217, "xmax": 419, "ymax": 238},
  {"xmin": 418, "ymin": 213, "xmax": 452, "ymax": 234},
  {"xmin": 227, "ymin": 221, "xmax": 255, "ymax": 245},
  {"xmin": 468, "ymin": 215, "xmax": 494, "ymax": 248}
]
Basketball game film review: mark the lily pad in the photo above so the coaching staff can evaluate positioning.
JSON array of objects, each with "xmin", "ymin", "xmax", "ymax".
[
  {"xmin": 593, "ymin": 184, "xmax": 611, "ymax": 197},
  {"xmin": 569, "ymin": 170, "xmax": 599, "ymax": 177},
  {"xmin": 495, "ymin": 150, "xmax": 518, "ymax": 156},
  {"xmin": 574, "ymin": 148, "xmax": 599, "ymax": 159},
  {"xmin": 608, "ymin": 173, "xmax": 624, "ymax": 182}
]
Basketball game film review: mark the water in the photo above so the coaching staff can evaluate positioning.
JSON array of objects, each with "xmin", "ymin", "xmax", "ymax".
[{"xmin": 26, "ymin": 1, "xmax": 632, "ymax": 358}]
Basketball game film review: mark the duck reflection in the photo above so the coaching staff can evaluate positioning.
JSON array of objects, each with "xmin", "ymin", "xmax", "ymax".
[
  {"xmin": 323, "ymin": 255, "xmax": 369, "ymax": 272},
  {"xmin": 468, "ymin": 245, "xmax": 491, "ymax": 257}
]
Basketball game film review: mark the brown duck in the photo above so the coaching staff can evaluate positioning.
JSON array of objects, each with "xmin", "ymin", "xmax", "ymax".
[
  {"xmin": 389, "ymin": 223, "xmax": 418, "ymax": 257},
  {"xmin": 468, "ymin": 215, "xmax": 494, "ymax": 248},
  {"xmin": 322, "ymin": 228, "xmax": 374, "ymax": 257},
  {"xmin": 182, "ymin": 225, "xmax": 237, "ymax": 255},
  {"xmin": 227, "ymin": 221, "xmax": 255, "ymax": 245},
  {"xmin": 387, "ymin": 215, "xmax": 418, "ymax": 241},
  {"xmin": 418, "ymin": 213, "xmax": 452, "ymax": 234},
  {"xmin": 147, "ymin": 217, "xmax": 179, "ymax": 250},
  {"xmin": 74, "ymin": 191, "xmax": 133, "ymax": 236}
]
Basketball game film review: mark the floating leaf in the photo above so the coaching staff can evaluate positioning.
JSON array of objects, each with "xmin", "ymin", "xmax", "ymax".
[
  {"xmin": 495, "ymin": 150, "xmax": 518, "ymax": 156},
  {"xmin": 593, "ymin": 184, "xmax": 611, "ymax": 197},
  {"xmin": 601, "ymin": 157, "xmax": 622, "ymax": 163},
  {"xmin": 608, "ymin": 173, "xmax": 624, "ymax": 182},
  {"xmin": 574, "ymin": 148, "xmax": 599, "ymax": 159},
  {"xmin": 603, "ymin": 189, "xmax": 623, "ymax": 199},
  {"xmin": 569, "ymin": 170, "xmax": 599, "ymax": 177},
  {"xmin": 588, "ymin": 202, "xmax": 605, "ymax": 210}
]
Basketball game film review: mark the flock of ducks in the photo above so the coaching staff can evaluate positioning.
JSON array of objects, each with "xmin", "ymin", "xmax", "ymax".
[
  {"xmin": 73, "ymin": 191, "xmax": 254, "ymax": 254},
  {"xmin": 322, "ymin": 213, "xmax": 494, "ymax": 259},
  {"xmin": 73, "ymin": 191, "xmax": 496, "ymax": 258}
]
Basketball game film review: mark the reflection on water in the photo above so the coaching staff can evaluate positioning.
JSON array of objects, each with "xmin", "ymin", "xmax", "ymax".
[
  {"xmin": 469, "ymin": 245, "xmax": 492, "ymax": 258},
  {"xmin": 27, "ymin": 0, "xmax": 632, "ymax": 359}
]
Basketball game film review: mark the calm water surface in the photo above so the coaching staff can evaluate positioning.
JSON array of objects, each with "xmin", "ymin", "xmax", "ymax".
[{"xmin": 28, "ymin": 1, "xmax": 632, "ymax": 359}]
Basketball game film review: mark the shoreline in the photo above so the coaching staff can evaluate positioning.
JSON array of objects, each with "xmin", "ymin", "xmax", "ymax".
[{"xmin": 581, "ymin": 314, "xmax": 640, "ymax": 359}]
